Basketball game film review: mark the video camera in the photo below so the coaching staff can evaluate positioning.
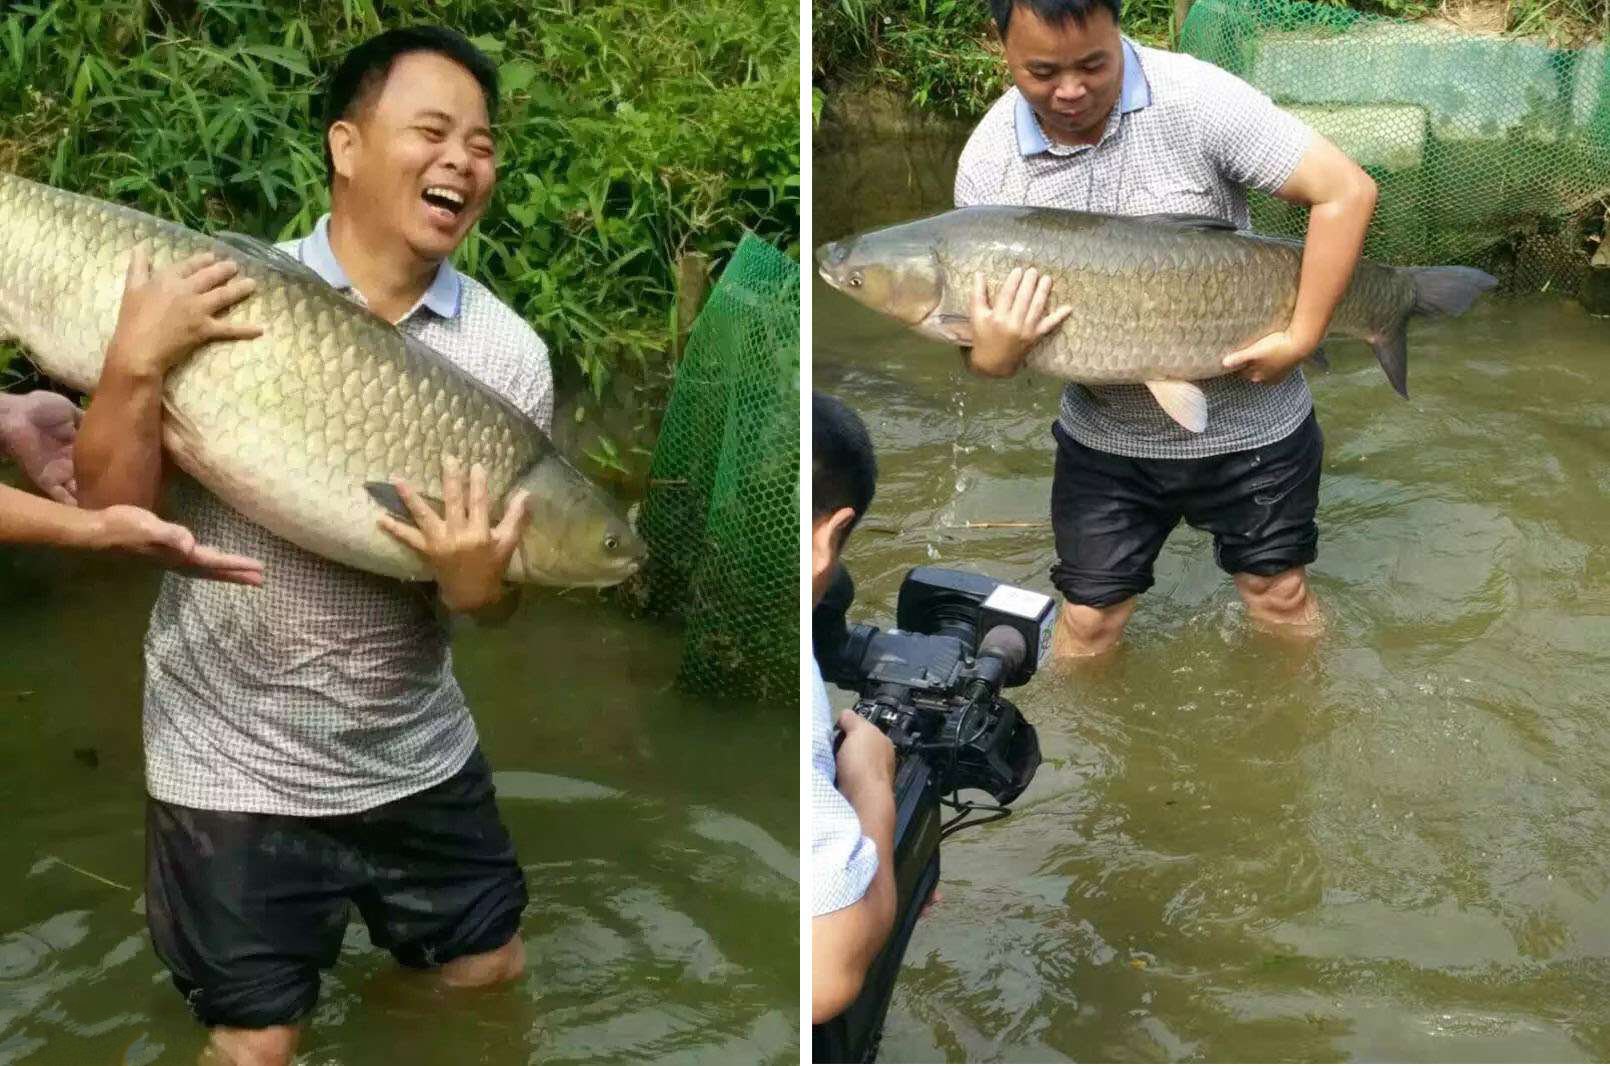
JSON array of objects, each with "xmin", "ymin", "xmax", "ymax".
[{"xmin": 812, "ymin": 565, "xmax": 1054, "ymax": 1064}]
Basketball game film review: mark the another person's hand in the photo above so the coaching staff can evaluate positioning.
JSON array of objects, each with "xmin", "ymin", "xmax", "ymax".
[
  {"xmin": 1222, "ymin": 329, "xmax": 1313, "ymax": 385},
  {"xmin": 0, "ymin": 390, "xmax": 81, "ymax": 503},
  {"xmin": 377, "ymin": 454, "xmax": 532, "ymax": 614},
  {"xmin": 834, "ymin": 710, "xmax": 896, "ymax": 801},
  {"xmin": 105, "ymin": 245, "xmax": 263, "ymax": 379},
  {"xmin": 965, "ymin": 267, "xmax": 1072, "ymax": 379},
  {"xmin": 93, "ymin": 505, "xmax": 265, "ymax": 585}
]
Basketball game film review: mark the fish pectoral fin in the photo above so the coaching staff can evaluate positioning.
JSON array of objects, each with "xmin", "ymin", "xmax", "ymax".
[
  {"xmin": 1144, "ymin": 380, "xmax": 1208, "ymax": 433},
  {"xmin": 364, "ymin": 481, "xmax": 448, "ymax": 526},
  {"xmin": 1308, "ymin": 346, "xmax": 1331, "ymax": 371},
  {"xmin": 923, "ymin": 313, "xmax": 975, "ymax": 345}
]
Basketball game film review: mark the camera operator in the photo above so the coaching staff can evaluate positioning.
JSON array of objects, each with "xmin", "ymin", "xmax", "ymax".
[{"xmin": 810, "ymin": 391, "xmax": 898, "ymax": 1023}]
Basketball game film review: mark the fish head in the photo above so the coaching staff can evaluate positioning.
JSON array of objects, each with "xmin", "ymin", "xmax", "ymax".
[
  {"xmin": 504, "ymin": 453, "xmax": 647, "ymax": 588},
  {"xmin": 816, "ymin": 232, "xmax": 944, "ymax": 328}
]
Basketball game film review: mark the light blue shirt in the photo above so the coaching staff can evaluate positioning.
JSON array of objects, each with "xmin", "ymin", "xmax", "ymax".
[
  {"xmin": 291, "ymin": 214, "xmax": 462, "ymax": 320},
  {"xmin": 811, "ymin": 660, "xmax": 879, "ymax": 916}
]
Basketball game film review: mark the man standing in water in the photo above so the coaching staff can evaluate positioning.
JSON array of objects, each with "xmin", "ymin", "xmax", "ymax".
[
  {"xmin": 0, "ymin": 390, "xmax": 261, "ymax": 579},
  {"xmin": 76, "ymin": 28, "xmax": 551, "ymax": 1066},
  {"xmin": 954, "ymin": 0, "xmax": 1377, "ymax": 657}
]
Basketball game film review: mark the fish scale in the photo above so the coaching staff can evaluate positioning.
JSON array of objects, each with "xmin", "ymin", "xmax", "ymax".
[{"xmin": 0, "ymin": 171, "xmax": 644, "ymax": 587}]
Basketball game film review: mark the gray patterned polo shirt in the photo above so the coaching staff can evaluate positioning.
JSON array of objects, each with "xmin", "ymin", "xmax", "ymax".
[
  {"xmin": 142, "ymin": 214, "xmax": 553, "ymax": 816},
  {"xmin": 954, "ymin": 39, "xmax": 1317, "ymax": 459}
]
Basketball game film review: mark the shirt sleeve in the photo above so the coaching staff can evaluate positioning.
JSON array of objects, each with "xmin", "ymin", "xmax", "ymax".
[
  {"xmin": 1194, "ymin": 59, "xmax": 1314, "ymax": 196},
  {"xmin": 811, "ymin": 663, "xmax": 880, "ymax": 917}
]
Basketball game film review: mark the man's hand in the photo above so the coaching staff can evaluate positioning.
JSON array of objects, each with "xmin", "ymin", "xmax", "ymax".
[
  {"xmin": 965, "ymin": 267, "xmax": 1072, "ymax": 379},
  {"xmin": 1221, "ymin": 329, "xmax": 1314, "ymax": 385},
  {"xmin": 105, "ymin": 245, "xmax": 263, "ymax": 379},
  {"xmin": 834, "ymin": 710, "xmax": 896, "ymax": 801},
  {"xmin": 0, "ymin": 391, "xmax": 81, "ymax": 503},
  {"xmin": 91, "ymin": 505, "xmax": 265, "ymax": 585},
  {"xmin": 377, "ymin": 454, "xmax": 532, "ymax": 614}
]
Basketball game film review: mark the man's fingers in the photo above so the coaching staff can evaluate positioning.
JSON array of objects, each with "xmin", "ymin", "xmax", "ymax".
[
  {"xmin": 188, "ymin": 259, "xmax": 240, "ymax": 293},
  {"xmin": 440, "ymin": 455, "xmax": 465, "ymax": 527},
  {"xmin": 972, "ymin": 271, "xmax": 990, "ymax": 314},
  {"xmin": 1024, "ymin": 273, "xmax": 1053, "ymax": 326},
  {"xmin": 392, "ymin": 479, "xmax": 445, "ymax": 537},
  {"xmin": 997, "ymin": 267, "xmax": 1024, "ymax": 314},
  {"xmin": 45, "ymin": 483, "xmax": 75, "ymax": 505},
  {"xmin": 183, "ymin": 545, "xmax": 266, "ymax": 586},
  {"xmin": 125, "ymin": 243, "xmax": 151, "ymax": 288},
  {"xmin": 493, "ymin": 489, "xmax": 532, "ymax": 545},
  {"xmin": 467, "ymin": 462, "xmax": 490, "ymax": 535},
  {"xmin": 1033, "ymin": 304, "xmax": 1074, "ymax": 340},
  {"xmin": 377, "ymin": 513, "xmax": 430, "ymax": 553},
  {"xmin": 206, "ymin": 321, "xmax": 266, "ymax": 343},
  {"xmin": 199, "ymin": 275, "xmax": 257, "ymax": 316},
  {"xmin": 174, "ymin": 251, "xmax": 219, "ymax": 279},
  {"xmin": 1008, "ymin": 267, "xmax": 1041, "ymax": 323}
]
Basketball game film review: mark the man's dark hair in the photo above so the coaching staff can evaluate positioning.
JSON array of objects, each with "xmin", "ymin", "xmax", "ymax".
[
  {"xmin": 813, "ymin": 392, "xmax": 877, "ymax": 537},
  {"xmin": 321, "ymin": 26, "xmax": 500, "ymax": 179},
  {"xmin": 989, "ymin": 0, "xmax": 1123, "ymax": 37}
]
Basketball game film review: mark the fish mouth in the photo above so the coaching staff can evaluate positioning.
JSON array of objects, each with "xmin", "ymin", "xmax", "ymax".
[{"xmin": 815, "ymin": 240, "xmax": 850, "ymax": 290}]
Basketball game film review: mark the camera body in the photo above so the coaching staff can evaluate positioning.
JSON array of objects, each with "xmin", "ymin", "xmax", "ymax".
[{"xmin": 813, "ymin": 566, "xmax": 1053, "ymax": 1063}]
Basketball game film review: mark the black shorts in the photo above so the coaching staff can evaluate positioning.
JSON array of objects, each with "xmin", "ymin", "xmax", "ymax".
[
  {"xmin": 1049, "ymin": 411, "xmax": 1324, "ymax": 608},
  {"xmin": 145, "ymin": 747, "xmax": 528, "ymax": 1030}
]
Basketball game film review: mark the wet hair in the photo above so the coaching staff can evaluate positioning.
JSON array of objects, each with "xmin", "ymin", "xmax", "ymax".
[
  {"xmin": 321, "ymin": 26, "xmax": 500, "ymax": 179},
  {"xmin": 812, "ymin": 392, "xmax": 877, "ymax": 538},
  {"xmin": 989, "ymin": 0, "xmax": 1123, "ymax": 37}
]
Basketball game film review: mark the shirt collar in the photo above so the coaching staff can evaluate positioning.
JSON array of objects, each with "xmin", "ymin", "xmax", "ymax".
[
  {"xmin": 1014, "ymin": 36, "xmax": 1152, "ymax": 157},
  {"xmin": 297, "ymin": 214, "xmax": 463, "ymax": 320}
]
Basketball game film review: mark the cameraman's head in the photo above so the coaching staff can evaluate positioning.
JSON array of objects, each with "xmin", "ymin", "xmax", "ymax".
[{"xmin": 812, "ymin": 392, "xmax": 877, "ymax": 607}]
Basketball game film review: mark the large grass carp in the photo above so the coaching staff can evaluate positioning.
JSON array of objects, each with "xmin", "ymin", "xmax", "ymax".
[
  {"xmin": 0, "ymin": 172, "xmax": 644, "ymax": 586},
  {"xmin": 817, "ymin": 206, "xmax": 1498, "ymax": 431}
]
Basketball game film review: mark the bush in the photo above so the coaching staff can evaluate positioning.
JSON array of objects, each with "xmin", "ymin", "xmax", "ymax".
[{"xmin": 0, "ymin": 0, "xmax": 799, "ymax": 465}]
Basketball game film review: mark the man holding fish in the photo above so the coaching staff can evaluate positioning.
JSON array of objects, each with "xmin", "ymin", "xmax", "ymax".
[
  {"xmin": 969, "ymin": 0, "xmax": 1395, "ymax": 657},
  {"xmin": 825, "ymin": 0, "xmax": 1403, "ymax": 658},
  {"xmin": 67, "ymin": 27, "xmax": 552, "ymax": 1066}
]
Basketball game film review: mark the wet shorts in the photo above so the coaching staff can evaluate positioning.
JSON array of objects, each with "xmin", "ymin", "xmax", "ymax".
[
  {"xmin": 145, "ymin": 747, "xmax": 528, "ymax": 1030},
  {"xmin": 1049, "ymin": 410, "xmax": 1324, "ymax": 607}
]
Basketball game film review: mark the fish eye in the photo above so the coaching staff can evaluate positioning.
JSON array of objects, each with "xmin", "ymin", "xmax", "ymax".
[
  {"xmin": 848, "ymin": 271, "xmax": 863, "ymax": 288},
  {"xmin": 604, "ymin": 533, "xmax": 620, "ymax": 551}
]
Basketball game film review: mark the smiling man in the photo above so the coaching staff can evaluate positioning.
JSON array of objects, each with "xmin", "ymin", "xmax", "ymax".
[
  {"xmin": 953, "ymin": 0, "xmax": 1377, "ymax": 657},
  {"xmin": 74, "ymin": 27, "xmax": 551, "ymax": 1066}
]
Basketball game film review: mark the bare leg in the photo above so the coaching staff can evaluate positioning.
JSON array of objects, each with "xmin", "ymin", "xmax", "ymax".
[
  {"xmin": 1233, "ymin": 566, "xmax": 1322, "ymax": 634},
  {"xmin": 438, "ymin": 933, "xmax": 525, "ymax": 988},
  {"xmin": 199, "ymin": 1025, "xmax": 300, "ymax": 1066},
  {"xmin": 1051, "ymin": 595, "xmax": 1138, "ymax": 660}
]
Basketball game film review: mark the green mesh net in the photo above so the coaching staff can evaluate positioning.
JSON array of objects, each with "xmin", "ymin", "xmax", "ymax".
[
  {"xmin": 640, "ymin": 234, "xmax": 800, "ymax": 701},
  {"xmin": 1181, "ymin": 0, "xmax": 1610, "ymax": 293}
]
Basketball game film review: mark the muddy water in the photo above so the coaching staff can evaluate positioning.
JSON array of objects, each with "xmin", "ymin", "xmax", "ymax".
[
  {"xmin": 0, "ymin": 545, "xmax": 797, "ymax": 1065},
  {"xmin": 814, "ymin": 140, "xmax": 1610, "ymax": 1062}
]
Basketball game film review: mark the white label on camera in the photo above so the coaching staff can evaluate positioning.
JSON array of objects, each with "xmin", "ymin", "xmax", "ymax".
[{"xmin": 983, "ymin": 584, "xmax": 1052, "ymax": 622}]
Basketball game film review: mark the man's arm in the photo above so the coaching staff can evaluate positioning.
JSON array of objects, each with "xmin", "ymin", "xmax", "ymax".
[
  {"xmin": 77, "ymin": 247, "xmax": 261, "ymax": 511},
  {"xmin": 1221, "ymin": 135, "xmax": 1378, "ymax": 382},
  {"xmin": 0, "ymin": 483, "xmax": 263, "ymax": 583},
  {"xmin": 811, "ymin": 711, "xmax": 898, "ymax": 1024}
]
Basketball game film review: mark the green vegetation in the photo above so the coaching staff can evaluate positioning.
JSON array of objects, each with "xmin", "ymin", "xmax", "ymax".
[
  {"xmin": 0, "ymin": 0, "xmax": 799, "ymax": 473},
  {"xmin": 814, "ymin": 0, "xmax": 1606, "ymax": 119}
]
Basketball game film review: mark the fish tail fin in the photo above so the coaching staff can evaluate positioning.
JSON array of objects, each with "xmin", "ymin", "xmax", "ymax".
[
  {"xmin": 1368, "ymin": 327, "xmax": 1410, "ymax": 399},
  {"xmin": 1366, "ymin": 267, "xmax": 1496, "ymax": 399},
  {"xmin": 1408, "ymin": 266, "xmax": 1498, "ymax": 317}
]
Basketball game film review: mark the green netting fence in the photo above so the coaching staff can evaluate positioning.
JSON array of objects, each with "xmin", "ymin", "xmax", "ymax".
[
  {"xmin": 639, "ymin": 234, "xmax": 800, "ymax": 702},
  {"xmin": 1181, "ymin": 0, "xmax": 1610, "ymax": 293}
]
